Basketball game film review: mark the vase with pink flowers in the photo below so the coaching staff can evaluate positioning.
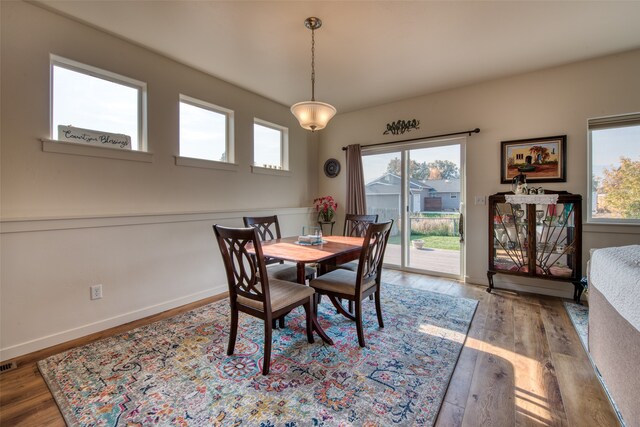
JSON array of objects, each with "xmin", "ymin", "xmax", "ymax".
[{"xmin": 314, "ymin": 196, "xmax": 338, "ymax": 222}]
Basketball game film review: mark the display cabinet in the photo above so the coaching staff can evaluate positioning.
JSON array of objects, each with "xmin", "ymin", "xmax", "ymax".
[{"xmin": 487, "ymin": 191, "xmax": 583, "ymax": 302}]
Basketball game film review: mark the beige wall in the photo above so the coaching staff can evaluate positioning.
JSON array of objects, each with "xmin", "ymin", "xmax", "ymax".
[
  {"xmin": 1, "ymin": 1, "xmax": 317, "ymax": 219},
  {"xmin": 318, "ymin": 49, "xmax": 640, "ymax": 294},
  {"xmin": 0, "ymin": 2, "xmax": 318, "ymax": 360}
]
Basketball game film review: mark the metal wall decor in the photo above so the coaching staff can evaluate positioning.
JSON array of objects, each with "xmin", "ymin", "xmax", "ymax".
[
  {"xmin": 383, "ymin": 119, "xmax": 420, "ymax": 135},
  {"xmin": 323, "ymin": 158, "xmax": 341, "ymax": 178}
]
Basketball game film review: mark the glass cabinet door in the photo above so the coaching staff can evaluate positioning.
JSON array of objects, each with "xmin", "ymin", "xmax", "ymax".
[
  {"xmin": 534, "ymin": 202, "xmax": 576, "ymax": 278},
  {"xmin": 491, "ymin": 202, "xmax": 529, "ymax": 273}
]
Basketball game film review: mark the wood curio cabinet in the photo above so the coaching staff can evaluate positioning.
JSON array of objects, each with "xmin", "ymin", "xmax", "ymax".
[{"xmin": 487, "ymin": 190, "xmax": 583, "ymax": 302}]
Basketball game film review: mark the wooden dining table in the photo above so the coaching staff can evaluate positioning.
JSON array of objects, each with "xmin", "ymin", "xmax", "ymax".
[{"xmin": 249, "ymin": 235, "xmax": 365, "ymax": 345}]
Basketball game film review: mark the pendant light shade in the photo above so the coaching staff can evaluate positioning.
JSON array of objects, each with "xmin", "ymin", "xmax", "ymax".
[
  {"xmin": 291, "ymin": 17, "xmax": 336, "ymax": 132},
  {"xmin": 291, "ymin": 100, "xmax": 337, "ymax": 131}
]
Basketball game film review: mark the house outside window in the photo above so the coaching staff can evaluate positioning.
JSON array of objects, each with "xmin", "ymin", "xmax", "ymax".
[
  {"xmin": 51, "ymin": 55, "xmax": 146, "ymax": 151},
  {"xmin": 588, "ymin": 113, "xmax": 640, "ymax": 224},
  {"xmin": 253, "ymin": 119, "xmax": 288, "ymax": 170},
  {"xmin": 179, "ymin": 95, "xmax": 234, "ymax": 163}
]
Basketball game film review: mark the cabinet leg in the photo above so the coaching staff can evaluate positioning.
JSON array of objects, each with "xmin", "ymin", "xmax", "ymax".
[
  {"xmin": 572, "ymin": 280, "xmax": 584, "ymax": 304},
  {"xmin": 487, "ymin": 271, "xmax": 496, "ymax": 293}
]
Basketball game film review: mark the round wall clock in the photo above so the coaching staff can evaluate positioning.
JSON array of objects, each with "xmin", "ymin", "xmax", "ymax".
[{"xmin": 324, "ymin": 158, "xmax": 341, "ymax": 178}]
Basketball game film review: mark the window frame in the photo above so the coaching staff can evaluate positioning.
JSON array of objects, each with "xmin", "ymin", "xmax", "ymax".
[
  {"xmin": 252, "ymin": 118, "xmax": 289, "ymax": 174},
  {"xmin": 50, "ymin": 54, "xmax": 148, "ymax": 152},
  {"xmin": 177, "ymin": 94, "xmax": 235, "ymax": 166},
  {"xmin": 587, "ymin": 112, "xmax": 640, "ymax": 225}
]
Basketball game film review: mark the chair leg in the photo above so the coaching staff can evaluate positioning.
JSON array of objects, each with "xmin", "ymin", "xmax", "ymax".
[
  {"xmin": 303, "ymin": 300, "xmax": 314, "ymax": 343},
  {"xmin": 263, "ymin": 319, "xmax": 273, "ymax": 375},
  {"xmin": 355, "ymin": 300, "xmax": 366, "ymax": 347},
  {"xmin": 227, "ymin": 308, "xmax": 238, "ymax": 355},
  {"xmin": 278, "ymin": 316, "xmax": 285, "ymax": 328},
  {"xmin": 375, "ymin": 291, "xmax": 384, "ymax": 328},
  {"xmin": 348, "ymin": 300, "xmax": 354, "ymax": 313}
]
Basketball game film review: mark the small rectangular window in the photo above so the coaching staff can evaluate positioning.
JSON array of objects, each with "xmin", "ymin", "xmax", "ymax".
[
  {"xmin": 254, "ymin": 119, "xmax": 288, "ymax": 170},
  {"xmin": 179, "ymin": 95, "xmax": 233, "ymax": 162},
  {"xmin": 588, "ymin": 113, "xmax": 640, "ymax": 224},
  {"xmin": 51, "ymin": 55, "xmax": 146, "ymax": 151}
]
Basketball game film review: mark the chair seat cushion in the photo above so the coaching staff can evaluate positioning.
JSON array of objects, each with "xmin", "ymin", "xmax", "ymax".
[
  {"xmin": 238, "ymin": 279, "xmax": 315, "ymax": 312},
  {"xmin": 336, "ymin": 261, "xmax": 358, "ymax": 272},
  {"xmin": 310, "ymin": 268, "xmax": 376, "ymax": 297},
  {"xmin": 267, "ymin": 263, "xmax": 316, "ymax": 282}
]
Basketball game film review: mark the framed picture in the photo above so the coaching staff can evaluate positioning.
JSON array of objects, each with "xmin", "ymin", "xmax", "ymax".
[{"xmin": 500, "ymin": 135, "xmax": 567, "ymax": 183}]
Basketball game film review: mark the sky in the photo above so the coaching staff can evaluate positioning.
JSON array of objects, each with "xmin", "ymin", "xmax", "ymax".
[{"xmin": 591, "ymin": 125, "xmax": 640, "ymax": 178}]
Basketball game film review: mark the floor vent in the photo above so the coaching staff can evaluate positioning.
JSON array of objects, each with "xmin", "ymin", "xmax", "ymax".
[{"xmin": 0, "ymin": 361, "xmax": 17, "ymax": 373}]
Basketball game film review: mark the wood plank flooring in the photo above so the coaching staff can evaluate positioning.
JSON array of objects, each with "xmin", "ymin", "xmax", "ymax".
[{"xmin": 0, "ymin": 271, "xmax": 619, "ymax": 426}]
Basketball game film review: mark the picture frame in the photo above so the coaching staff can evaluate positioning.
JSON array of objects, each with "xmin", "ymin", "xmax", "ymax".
[{"xmin": 500, "ymin": 135, "xmax": 566, "ymax": 183}]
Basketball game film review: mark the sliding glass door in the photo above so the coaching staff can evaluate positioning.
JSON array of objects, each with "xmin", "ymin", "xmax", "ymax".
[{"xmin": 362, "ymin": 138, "xmax": 464, "ymax": 279}]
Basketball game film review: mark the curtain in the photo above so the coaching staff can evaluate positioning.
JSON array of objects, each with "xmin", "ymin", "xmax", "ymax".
[{"xmin": 345, "ymin": 144, "xmax": 367, "ymax": 215}]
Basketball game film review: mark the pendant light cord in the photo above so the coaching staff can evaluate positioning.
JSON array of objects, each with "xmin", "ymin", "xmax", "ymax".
[{"xmin": 310, "ymin": 26, "xmax": 316, "ymax": 101}]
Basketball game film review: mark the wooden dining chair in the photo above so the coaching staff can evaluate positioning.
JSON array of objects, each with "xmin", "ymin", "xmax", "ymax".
[
  {"xmin": 343, "ymin": 214, "xmax": 379, "ymax": 238},
  {"xmin": 213, "ymin": 224, "xmax": 315, "ymax": 375},
  {"xmin": 243, "ymin": 215, "xmax": 316, "ymax": 283},
  {"xmin": 338, "ymin": 214, "xmax": 379, "ymax": 272},
  {"xmin": 310, "ymin": 220, "xmax": 393, "ymax": 347}
]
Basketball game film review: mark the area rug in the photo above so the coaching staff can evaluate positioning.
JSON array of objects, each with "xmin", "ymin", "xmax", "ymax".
[
  {"xmin": 563, "ymin": 301, "xmax": 589, "ymax": 350},
  {"xmin": 38, "ymin": 284, "xmax": 477, "ymax": 426}
]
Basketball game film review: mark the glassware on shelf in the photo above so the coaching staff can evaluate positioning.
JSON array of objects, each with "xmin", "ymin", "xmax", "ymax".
[
  {"xmin": 515, "ymin": 209, "xmax": 525, "ymax": 222},
  {"xmin": 535, "ymin": 210, "xmax": 545, "ymax": 225}
]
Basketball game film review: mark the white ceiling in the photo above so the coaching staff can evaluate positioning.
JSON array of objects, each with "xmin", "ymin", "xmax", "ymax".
[{"xmin": 34, "ymin": 1, "xmax": 640, "ymax": 113}]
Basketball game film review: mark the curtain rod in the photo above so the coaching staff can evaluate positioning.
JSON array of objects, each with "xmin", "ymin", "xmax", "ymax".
[{"xmin": 341, "ymin": 128, "xmax": 480, "ymax": 151}]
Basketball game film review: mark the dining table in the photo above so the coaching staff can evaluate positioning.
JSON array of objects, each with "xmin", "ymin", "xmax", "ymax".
[{"xmin": 249, "ymin": 235, "xmax": 365, "ymax": 345}]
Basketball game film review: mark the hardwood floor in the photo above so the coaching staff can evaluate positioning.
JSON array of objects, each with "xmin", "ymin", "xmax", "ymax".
[{"xmin": 0, "ymin": 271, "xmax": 619, "ymax": 426}]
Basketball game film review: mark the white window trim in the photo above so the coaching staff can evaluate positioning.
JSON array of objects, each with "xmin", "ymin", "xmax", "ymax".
[
  {"xmin": 175, "ymin": 155, "xmax": 239, "ymax": 171},
  {"xmin": 49, "ymin": 54, "xmax": 148, "ymax": 152},
  {"xmin": 587, "ymin": 112, "xmax": 640, "ymax": 225},
  {"xmin": 253, "ymin": 118, "xmax": 289, "ymax": 172},
  {"xmin": 177, "ymin": 94, "xmax": 235, "ymax": 167},
  {"xmin": 41, "ymin": 138, "xmax": 153, "ymax": 163}
]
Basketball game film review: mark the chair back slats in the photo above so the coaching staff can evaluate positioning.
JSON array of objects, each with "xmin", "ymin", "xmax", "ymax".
[
  {"xmin": 358, "ymin": 221, "xmax": 393, "ymax": 284},
  {"xmin": 243, "ymin": 215, "xmax": 281, "ymax": 241},
  {"xmin": 344, "ymin": 214, "xmax": 379, "ymax": 237},
  {"xmin": 243, "ymin": 216, "xmax": 283, "ymax": 266},
  {"xmin": 214, "ymin": 225, "xmax": 270, "ymax": 307}
]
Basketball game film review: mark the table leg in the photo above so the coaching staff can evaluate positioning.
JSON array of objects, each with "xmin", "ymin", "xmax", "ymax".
[{"xmin": 298, "ymin": 262, "xmax": 334, "ymax": 345}]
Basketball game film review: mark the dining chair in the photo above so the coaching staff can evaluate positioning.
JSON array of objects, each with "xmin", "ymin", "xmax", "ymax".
[
  {"xmin": 343, "ymin": 214, "xmax": 379, "ymax": 238},
  {"xmin": 338, "ymin": 213, "xmax": 379, "ymax": 272},
  {"xmin": 213, "ymin": 224, "xmax": 315, "ymax": 375},
  {"xmin": 309, "ymin": 220, "xmax": 393, "ymax": 347},
  {"xmin": 243, "ymin": 215, "xmax": 316, "ymax": 283}
]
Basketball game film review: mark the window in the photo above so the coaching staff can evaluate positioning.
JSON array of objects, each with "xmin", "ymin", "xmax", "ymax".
[
  {"xmin": 179, "ymin": 95, "xmax": 233, "ymax": 163},
  {"xmin": 588, "ymin": 113, "xmax": 640, "ymax": 224},
  {"xmin": 51, "ymin": 55, "xmax": 146, "ymax": 151},
  {"xmin": 253, "ymin": 119, "xmax": 288, "ymax": 170}
]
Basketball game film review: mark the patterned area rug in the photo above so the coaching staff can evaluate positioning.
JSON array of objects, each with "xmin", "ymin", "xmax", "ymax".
[
  {"xmin": 563, "ymin": 301, "xmax": 588, "ymax": 350},
  {"xmin": 39, "ymin": 284, "xmax": 477, "ymax": 426}
]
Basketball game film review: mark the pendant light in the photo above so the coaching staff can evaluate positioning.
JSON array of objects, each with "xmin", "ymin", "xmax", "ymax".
[{"xmin": 291, "ymin": 17, "xmax": 337, "ymax": 132}]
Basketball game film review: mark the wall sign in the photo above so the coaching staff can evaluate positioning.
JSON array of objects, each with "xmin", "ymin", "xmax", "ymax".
[
  {"xmin": 383, "ymin": 119, "xmax": 420, "ymax": 135},
  {"xmin": 58, "ymin": 125, "xmax": 132, "ymax": 150}
]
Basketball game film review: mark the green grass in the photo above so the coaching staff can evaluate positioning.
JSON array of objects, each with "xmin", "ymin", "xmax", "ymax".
[{"xmin": 388, "ymin": 234, "xmax": 460, "ymax": 250}]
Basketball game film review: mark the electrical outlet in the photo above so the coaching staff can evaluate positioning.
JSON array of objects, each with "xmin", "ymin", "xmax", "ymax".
[
  {"xmin": 474, "ymin": 195, "xmax": 486, "ymax": 205},
  {"xmin": 90, "ymin": 284, "xmax": 103, "ymax": 300}
]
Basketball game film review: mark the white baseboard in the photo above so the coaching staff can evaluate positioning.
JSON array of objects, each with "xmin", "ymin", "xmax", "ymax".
[{"xmin": 0, "ymin": 288, "xmax": 221, "ymax": 362}]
